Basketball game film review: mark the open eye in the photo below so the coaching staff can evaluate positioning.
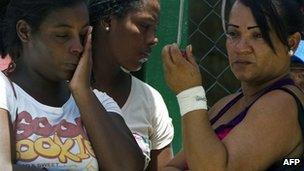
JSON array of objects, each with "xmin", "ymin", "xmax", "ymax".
[
  {"xmin": 252, "ymin": 32, "xmax": 263, "ymax": 39},
  {"xmin": 226, "ymin": 30, "xmax": 240, "ymax": 39}
]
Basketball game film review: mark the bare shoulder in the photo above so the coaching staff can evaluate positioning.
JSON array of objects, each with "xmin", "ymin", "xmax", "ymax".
[
  {"xmin": 250, "ymin": 89, "xmax": 298, "ymax": 120},
  {"xmin": 208, "ymin": 92, "xmax": 241, "ymax": 119},
  {"xmin": 220, "ymin": 90, "xmax": 302, "ymax": 170},
  {"xmin": 244, "ymin": 89, "xmax": 300, "ymax": 140}
]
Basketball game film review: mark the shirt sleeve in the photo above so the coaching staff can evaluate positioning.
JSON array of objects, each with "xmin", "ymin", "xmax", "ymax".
[
  {"xmin": 92, "ymin": 89, "xmax": 122, "ymax": 115},
  {"xmin": 0, "ymin": 71, "xmax": 16, "ymax": 114},
  {"xmin": 149, "ymin": 88, "xmax": 174, "ymax": 150}
]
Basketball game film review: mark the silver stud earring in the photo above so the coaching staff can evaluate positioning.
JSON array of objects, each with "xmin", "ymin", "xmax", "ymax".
[
  {"xmin": 105, "ymin": 26, "xmax": 110, "ymax": 31},
  {"xmin": 288, "ymin": 49, "xmax": 294, "ymax": 56}
]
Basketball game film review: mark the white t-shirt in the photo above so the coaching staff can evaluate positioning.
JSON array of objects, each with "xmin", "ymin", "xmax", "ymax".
[
  {"xmin": 95, "ymin": 76, "xmax": 174, "ymax": 166},
  {"xmin": 0, "ymin": 71, "xmax": 121, "ymax": 171}
]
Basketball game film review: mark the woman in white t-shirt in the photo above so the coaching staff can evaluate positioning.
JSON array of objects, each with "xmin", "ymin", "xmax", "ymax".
[
  {"xmin": 0, "ymin": 0, "xmax": 144, "ymax": 170},
  {"xmin": 89, "ymin": 0, "xmax": 174, "ymax": 170}
]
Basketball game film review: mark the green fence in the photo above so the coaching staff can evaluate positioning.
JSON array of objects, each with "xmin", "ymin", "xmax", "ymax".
[
  {"xmin": 144, "ymin": 0, "xmax": 188, "ymax": 153},
  {"xmin": 144, "ymin": 0, "xmax": 240, "ymax": 153}
]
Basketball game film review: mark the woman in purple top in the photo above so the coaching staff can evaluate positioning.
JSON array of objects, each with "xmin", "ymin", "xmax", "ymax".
[{"xmin": 161, "ymin": 0, "xmax": 304, "ymax": 170}]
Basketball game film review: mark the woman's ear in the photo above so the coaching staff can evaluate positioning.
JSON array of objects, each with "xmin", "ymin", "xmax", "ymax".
[
  {"xmin": 288, "ymin": 32, "xmax": 301, "ymax": 51},
  {"xmin": 16, "ymin": 20, "xmax": 32, "ymax": 42},
  {"xmin": 100, "ymin": 16, "xmax": 112, "ymax": 32}
]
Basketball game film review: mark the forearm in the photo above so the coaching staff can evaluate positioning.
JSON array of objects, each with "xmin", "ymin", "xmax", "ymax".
[
  {"xmin": 72, "ymin": 88, "xmax": 145, "ymax": 171},
  {"xmin": 0, "ymin": 110, "xmax": 13, "ymax": 171},
  {"xmin": 182, "ymin": 110, "xmax": 228, "ymax": 171}
]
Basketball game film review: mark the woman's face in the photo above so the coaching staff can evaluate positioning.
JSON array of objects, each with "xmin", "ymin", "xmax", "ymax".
[
  {"xmin": 25, "ymin": 2, "xmax": 89, "ymax": 81},
  {"xmin": 106, "ymin": 0, "xmax": 160, "ymax": 71},
  {"xmin": 226, "ymin": 1, "xmax": 290, "ymax": 84}
]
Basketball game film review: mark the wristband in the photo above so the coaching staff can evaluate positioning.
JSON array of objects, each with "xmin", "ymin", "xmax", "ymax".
[{"xmin": 176, "ymin": 86, "xmax": 207, "ymax": 117}]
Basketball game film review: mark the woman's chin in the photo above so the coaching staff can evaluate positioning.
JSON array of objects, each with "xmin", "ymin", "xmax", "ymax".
[
  {"xmin": 121, "ymin": 65, "xmax": 142, "ymax": 73},
  {"xmin": 132, "ymin": 66, "xmax": 142, "ymax": 72},
  {"xmin": 61, "ymin": 71, "xmax": 74, "ymax": 82},
  {"xmin": 233, "ymin": 73, "xmax": 252, "ymax": 82}
]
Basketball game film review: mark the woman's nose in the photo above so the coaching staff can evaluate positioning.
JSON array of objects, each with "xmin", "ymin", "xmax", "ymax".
[
  {"xmin": 234, "ymin": 37, "xmax": 253, "ymax": 54},
  {"xmin": 147, "ymin": 29, "xmax": 159, "ymax": 46},
  {"xmin": 70, "ymin": 37, "xmax": 84, "ymax": 56}
]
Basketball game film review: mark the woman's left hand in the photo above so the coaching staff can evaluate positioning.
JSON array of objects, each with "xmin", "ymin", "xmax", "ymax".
[
  {"xmin": 69, "ymin": 26, "xmax": 92, "ymax": 92},
  {"xmin": 162, "ymin": 43, "xmax": 202, "ymax": 94}
]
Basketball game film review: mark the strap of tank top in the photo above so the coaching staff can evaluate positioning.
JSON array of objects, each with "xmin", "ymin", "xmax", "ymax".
[
  {"xmin": 210, "ymin": 92, "xmax": 243, "ymax": 125},
  {"xmin": 227, "ymin": 77, "xmax": 295, "ymax": 127},
  {"xmin": 212, "ymin": 76, "xmax": 294, "ymax": 126},
  {"xmin": 279, "ymin": 85, "xmax": 304, "ymax": 140}
]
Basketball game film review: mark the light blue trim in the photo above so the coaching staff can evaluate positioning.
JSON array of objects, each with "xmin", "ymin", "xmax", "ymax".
[{"xmin": 295, "ymin": 40, "xmax": 304, "ymax": 60}]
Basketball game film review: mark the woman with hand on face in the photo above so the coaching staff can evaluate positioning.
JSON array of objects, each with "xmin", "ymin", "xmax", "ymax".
[
  {"xmin": 0, "ymin": 0, "xmax": 144, "ymax": 170},
  {"xmin": 89, "ymin": 0, "xmax": 174, "ymax": 170},
  {"xmin": 162, "ymin": 0, "xmax": 304, "ymax": 170}
]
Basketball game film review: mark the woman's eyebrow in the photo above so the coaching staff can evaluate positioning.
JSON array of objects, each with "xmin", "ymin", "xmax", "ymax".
[
  {"xmin": 227, "ymin": 23, "xmax": 239, "ymax": 28},
  {"xmin": 247, "ymin": 26, "xmax": 260, "ymax": 30}
]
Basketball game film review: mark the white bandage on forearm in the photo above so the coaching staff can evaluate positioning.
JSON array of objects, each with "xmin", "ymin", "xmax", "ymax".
[{"xmin": 176, "ymin": 86, "xmax": 207, "ymax": 117}]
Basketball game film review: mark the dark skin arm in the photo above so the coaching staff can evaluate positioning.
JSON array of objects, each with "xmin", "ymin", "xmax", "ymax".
[
  {"xmin": 69, "ymin": 27, "xmax": 145, "ymax": 171},
  {"xmin": 0, "ymin": 109, "xmax": 14, "ymax": 171}
]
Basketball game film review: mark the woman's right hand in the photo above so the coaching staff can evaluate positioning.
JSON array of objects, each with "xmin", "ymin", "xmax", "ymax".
[
  {"xmin": 69, "ymin": 26, "xmax": 92, "ymax": 93},
  {"xmin": 162, "ymin": 44, "xmax": 202, "ymax": 94}
]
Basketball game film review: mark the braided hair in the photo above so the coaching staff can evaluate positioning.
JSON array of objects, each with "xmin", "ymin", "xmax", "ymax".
[{"xmin": 89, "ymin": 0, "xmax": 142, "ymax": 27}]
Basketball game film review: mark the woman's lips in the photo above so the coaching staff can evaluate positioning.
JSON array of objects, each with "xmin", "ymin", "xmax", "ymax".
[
  {"xmin": 232, "ymin": 60, "xmax": 252, "ymax": 70},
  {"xmin": 139, "ymin": 58, "xmax": 148, "ymax": 64},
  {"xmin": 139, "ymin": 51, "xmax": 151, "ymax": 64},
  {"xmin": 64, "ymin": 63, "xmax": 77, "ymax": 71},
  {"xmin": 233, "ymin": 59, "xmax": 252, "ymax": 64}
]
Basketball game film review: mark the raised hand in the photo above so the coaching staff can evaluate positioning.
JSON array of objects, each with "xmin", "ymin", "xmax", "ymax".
[
  {"xmin": 162, "ymin": 43, "xmax": 202, "ymax": 94},
  {"xmin": 69, "ymin": 26, "xmax": 93, "ymax": 92}
]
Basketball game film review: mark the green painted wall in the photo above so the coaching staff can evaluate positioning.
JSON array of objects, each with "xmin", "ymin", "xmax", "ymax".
[{"xmin": 144, "ymin": 0, "xmax": 188, "ymax": 154}]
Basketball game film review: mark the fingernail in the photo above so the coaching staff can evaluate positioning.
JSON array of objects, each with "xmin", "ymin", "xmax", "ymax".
[
  {"xmin": 186, "ymin": 45, "xmax": 190, "ymax": 51},
  {"xmin": 168, "ymin": 46, "xmax": 172, "ymax": 57}
]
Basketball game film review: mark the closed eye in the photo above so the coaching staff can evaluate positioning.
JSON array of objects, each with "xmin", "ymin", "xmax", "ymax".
[
  {"xmin": 56, "ymin": 35, "xmax": 68, "ymax": 38},
  {"xmin": 141, "ymin": 23, "xmax": 150, "ymax": 30}
]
